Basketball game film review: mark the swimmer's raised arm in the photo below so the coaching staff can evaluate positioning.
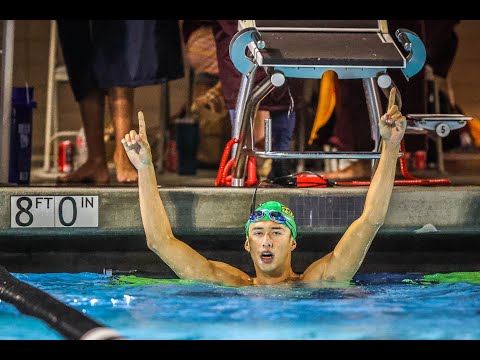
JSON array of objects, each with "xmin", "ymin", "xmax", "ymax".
[
  {"xmin": 122, "ymin": 111, "xmax": 251, "ymax": 285},
  {"xmin": 301, "ymin": 87, "xmax": 406, "ymax": 282}
]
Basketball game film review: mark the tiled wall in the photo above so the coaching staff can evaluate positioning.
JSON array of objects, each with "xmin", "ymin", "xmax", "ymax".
[{"xmin": 4, "ymin": 20, "xmax": 480, "ymax": 158}]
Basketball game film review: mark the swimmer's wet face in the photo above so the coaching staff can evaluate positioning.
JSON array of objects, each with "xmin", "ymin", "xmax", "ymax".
[{"xmin": 245, "ymin": 201, "xmax": 297, "ymax": 276}]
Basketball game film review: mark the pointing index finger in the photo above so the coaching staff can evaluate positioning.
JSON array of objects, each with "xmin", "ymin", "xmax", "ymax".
[
  {"xmin": 138, "ymin": 111, "xmax": 147, "ymax": 137},
  {"xmin": 388, "ymin": 87, "xmax": 396, "ymax": 111}
]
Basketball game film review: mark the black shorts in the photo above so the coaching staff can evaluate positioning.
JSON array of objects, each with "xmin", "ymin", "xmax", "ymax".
[{"xmin": 56, "ymin": 20, "xmax": 184, "ymax": 101}]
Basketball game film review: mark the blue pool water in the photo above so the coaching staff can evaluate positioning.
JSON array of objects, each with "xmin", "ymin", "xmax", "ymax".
[{"xmin": 1, "ymin": 272, "xmax": 480, "ymax": 340}]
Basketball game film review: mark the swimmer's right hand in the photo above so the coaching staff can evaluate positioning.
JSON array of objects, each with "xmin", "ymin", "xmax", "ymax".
[{"xmin": 121, "ymin": 111, "xmax": 153, "ymax": 170}]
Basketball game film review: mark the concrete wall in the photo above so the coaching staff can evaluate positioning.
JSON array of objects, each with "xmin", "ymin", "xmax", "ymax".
[{"xmin": 4, "ymin": 20, "xmax": 480, "ymax": 159}]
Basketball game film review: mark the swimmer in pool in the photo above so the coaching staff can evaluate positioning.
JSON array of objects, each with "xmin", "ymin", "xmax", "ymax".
[{"xmin": 122, "ymin": 87, "xmax": 406, "ymax": 286}]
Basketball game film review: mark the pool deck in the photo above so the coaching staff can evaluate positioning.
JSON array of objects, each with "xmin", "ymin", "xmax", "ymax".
[{"xmin": 1, "ymin": 165, "xmax": 479, "ymax": 274}]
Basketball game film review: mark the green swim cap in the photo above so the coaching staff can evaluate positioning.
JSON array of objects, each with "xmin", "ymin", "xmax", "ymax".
[{"xmin": 245, "ymin": 201, "xmax": 297, "ymax": 241}]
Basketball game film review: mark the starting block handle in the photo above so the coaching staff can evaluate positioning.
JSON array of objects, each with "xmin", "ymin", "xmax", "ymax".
[
  {"xmin": 230, "ymin": 27, "xmax": 262, "ymax": 75},
  {"xmin": 396, "ymin": 28, "xmax": 426, "ymax": 80}
]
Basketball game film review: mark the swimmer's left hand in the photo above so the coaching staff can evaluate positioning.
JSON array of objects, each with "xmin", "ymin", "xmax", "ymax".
[{"xmin": 379, "ymin": 87, "xmax": 406, "ymax": 146}]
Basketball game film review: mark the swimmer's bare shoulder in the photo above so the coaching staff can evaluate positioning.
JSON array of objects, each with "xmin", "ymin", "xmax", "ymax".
[{"xmin": 209, "ymin": 260, "xmax": 254, "ymax": 286}]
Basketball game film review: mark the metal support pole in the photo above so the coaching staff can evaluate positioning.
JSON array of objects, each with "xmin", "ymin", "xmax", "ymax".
[
  {"xmin": 43, "ymin": 20, "xmax": 57, "ymax": 173},
  {"xmin": 0, "ymin": 20, "xmax": 15, "ymax": 184},
  {"xmin": 264, "ymin": 118, "xmax": 272, "ymax": 152},
  {"xmin": 231, "ymin": 73, "xmax": 280, "ymax": 186},
  {"xmin": 231, "ymin": 66, "xmax": 258, "ymax": 156},
  {"xmin": 433, "ymin": 77, "xmax": 445, "ymax": 174},
  {"xmin": 362, "ymin": 77, "xmax": 384, "ymax": 176}
]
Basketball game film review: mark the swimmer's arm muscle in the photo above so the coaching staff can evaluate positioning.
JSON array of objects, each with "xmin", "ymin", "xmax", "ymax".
[
  {"xmin": 138, "ymin": 166, "xmax": 251, "ymax": 285},
  {"xmin": 124, "ymin": 111, "xmax": 250, "ymax": 285},
  {"xmin": 302, "ymin": 141, "xmax": 399, "ymax": 282},
  {"xmin": 302, "ymin": 88, "xmax": 404, "ymax": 282},
  {"xmin": 326, "ymin": 141, "xmax": 399, "ymax": 281}
]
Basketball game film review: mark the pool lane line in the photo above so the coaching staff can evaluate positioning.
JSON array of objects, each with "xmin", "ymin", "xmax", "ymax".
[{"xmin": 0, "ymin": 265, "xmax": 124, "ymax": 340}]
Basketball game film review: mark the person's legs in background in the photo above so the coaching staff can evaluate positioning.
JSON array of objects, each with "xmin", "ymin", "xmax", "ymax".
[
  {"xmin": 108, "ymin": 86, "xmax": 138, "ymax": 183},
  {"xmin": 322, "ymin": 71, "xmax": 427, "ymax": 181},
  {"xmin": 57, "ymin": 85, "xmax": 138, "ymax": 184},
  {"xmin": 228, "ymin": 108, "xmax": 296, "ymax": 180},
  {"xmin": 270, "ymin": 110, "xmax": 296, "ymax": 151},
  {"xmin": 267, "ymin": 110, "xmax": 296, "ymax": 181},
  {"xmin": 423, "ymin": 20, "xmax": 463, "ymax": 160},
  {"xmin": 321, "ymin": 20, "xmax": 428, "ymax": 181},
  {"xmin": 320, "ymin": 78, "xmax": 374, "ymax": 180},
  {"xmin": 212, "ymin": 20, "xmax": 302, "ymax": 183},
  {"xmin": 57, "ymin": 20, "xmax": 110, "ymax": 184},
  {"xmin": 228, "ymin": 109, "xmax": 270, "ymax": 148},
  {"xmin": 182, "ymin": 21, "xmax": 228, "ymax": 172},
  {"xmin": 58, "ymin": 20, "xmax": 184, "ymax": 184},
  {"xmin": 57, "ymin": 89, "xmax": 110, "ymax": 184}
]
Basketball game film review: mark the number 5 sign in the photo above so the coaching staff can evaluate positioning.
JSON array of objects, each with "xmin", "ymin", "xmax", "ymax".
[{"xmin": 11, "ymin": 196, "xmax": 99, "ymax": 228}]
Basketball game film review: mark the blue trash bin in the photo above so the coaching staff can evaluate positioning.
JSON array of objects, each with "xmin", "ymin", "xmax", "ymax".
[{"xmin": 9, "ymin": 87, "xmax": 37, "ymax": 185}]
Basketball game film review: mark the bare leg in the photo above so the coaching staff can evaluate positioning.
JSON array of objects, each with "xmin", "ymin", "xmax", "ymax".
[
  {"xmin": 57, "ymin": 89, "xmax": 110, "ymax": 184},
  {"xmin": 253, "ymin": 110, "xmax": 268, "ymax": 149},
  {"xmin": 108, "ymin": 86, "xmax": 138, "ymax": 183}
]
